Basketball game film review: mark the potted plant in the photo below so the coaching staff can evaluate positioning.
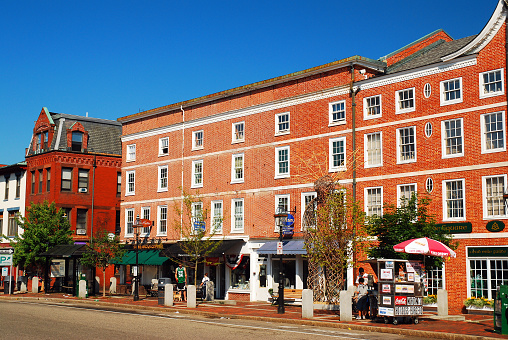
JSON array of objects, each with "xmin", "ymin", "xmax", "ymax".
[
  {"xmin": 423, "ymin": 294, "xmax": 437, "ymax": 307},
  {"xmin": 464, "ymin": 297, "xmax": 494, "ymax": 311}
]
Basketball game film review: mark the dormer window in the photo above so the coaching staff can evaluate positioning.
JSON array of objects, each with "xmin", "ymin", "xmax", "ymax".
[{"xmin": 72, "ymin": 131, "xmax": 83, "ymax": 151}]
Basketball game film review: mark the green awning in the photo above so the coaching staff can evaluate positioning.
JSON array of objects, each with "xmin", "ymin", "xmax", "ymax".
[{"xmin": 111, "ymin": 250, "xmax": 168, "ymax": 265}]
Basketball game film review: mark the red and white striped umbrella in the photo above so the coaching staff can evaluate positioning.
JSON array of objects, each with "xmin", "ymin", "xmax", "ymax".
[{"xmin": 393, "ymin": 237, "xmax": 456, "ymax": 258}]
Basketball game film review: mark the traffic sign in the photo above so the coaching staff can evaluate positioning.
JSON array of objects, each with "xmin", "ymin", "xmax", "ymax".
[
  {"xmin": 277, "ymin": 241, "xmax": 283, "ymax": 255},
  {"xmin": 0, "ymin": 254, "xmax": 13, "ymax": 266},
  {"xmin": 0, "ymin": 248, "xmax": 14, "ymax": 254}
]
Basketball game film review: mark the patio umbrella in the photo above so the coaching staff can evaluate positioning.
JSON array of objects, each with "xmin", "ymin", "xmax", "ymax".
[{"xmin": 393, "ymin": 237, "xmax": 456, "ymax": 258}]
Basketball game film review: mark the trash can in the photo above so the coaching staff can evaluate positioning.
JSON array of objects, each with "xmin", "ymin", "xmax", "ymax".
[
  {"xmin": 17, "ymin": 276, "xmax": 27, "ymax": 291},
  {"xmin": 158, "ymin": 278, "xmax": 171, "ymax": 305},
  {"xmin": 77, "ymin": 273, "xmax": 88, "ymax": 298},
  {"xmin": 4, "ymin": 276, "xmax": 15, "ymax": 294}
]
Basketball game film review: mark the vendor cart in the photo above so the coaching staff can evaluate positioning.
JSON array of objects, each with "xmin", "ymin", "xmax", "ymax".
[{"xmin": 363, "ymin": 259, "xmax": 424, "ymax": 325}]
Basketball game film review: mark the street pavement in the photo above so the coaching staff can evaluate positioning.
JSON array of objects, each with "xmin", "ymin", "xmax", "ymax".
[{"xmin": 0, "ymin": 292, "xmax": 505, "ymax": 340}]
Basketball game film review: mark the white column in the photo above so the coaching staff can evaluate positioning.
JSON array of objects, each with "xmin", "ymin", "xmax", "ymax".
[
  {"xmin": 250, "ymin": 250, "xmax": 258, "ymax": 301},
  {"xmin": 295, "ymin": 255, "xmax": 303, "ymax": 289}
]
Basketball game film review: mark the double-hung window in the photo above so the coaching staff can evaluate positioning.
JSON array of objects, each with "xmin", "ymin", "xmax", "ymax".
[
  {"xmin": 61, "ymin": 168, "xmax": 72, "ymax": 192},
  {"xmin": 76, "ymin": 209, "xmax": 87, "ymax": 235},
  {"xmin": 440, "ymin": 78, "xmax": 463, "ymax": 105},
  {"xmin": 397, "ymin": 126, "xmax": 416, "ymax": 163},
  {"xmin": 16, "ymin": 175, "xmax": 21, "ymax": 198},
  {"xmin": 192, "ymin": 202, "xmax": 204, "ymax": 234},
  {"xmin": 7, "ymin": 211, "xmax": 18, "ymax": 237},
  {"xmin": 275, "ymin": 112, "xmax": 290, "ymax": 135},
  {"xmin": 364, "ymin": 132, "xmax": 382, "ymax": 168},
  {"xmin": 363, "ymin": 95, "xmax": 381, "ymax": 119},
  {"xmin": 141, "ymin": 207, "xmax": 151, "ymax": 235},
  {"xmin": 231, "ymin": 198, "xmax": 244, "ymax": 233},
  {"xmin": 483, "ymin": 175, "xmax": 506, "ymax": 218},
  {"xmin": 211, "ymin": 200, "xmax": 223, "ymax": 234},
  {"xmin": 127, "ymin": 144, "xmax": 136, "ymax": 162},
  {"xmin": 158, "ymin": 205, "xmax": 167, "ymax": 236},
  {"xmin": 275, "ymin": 146, "xmax": 290, "ymax": 179},
  {"xmin": 126, "ymin": 170, "xmax": 135, "ymax": 196},
  {"xmin": 192, "ymin": 160, "xmax": 203, "ymax": 188},
  {"xmin": 45, "ymin": 169, "xmax": 50, "ymax": 192},
  {"xmin": 481, "ymin": 112, "xmax": 506, "ymax": 153},
  {"xmin": 329, "ymin": 100, "xmax": 346, "ymax": 125},
  {"xmin": 365, "ymin": 187, "xmax": 383, "ymax": 217},
  {"xmin": 442, "ymin": 118, "xmax": 464, "ymax": 158},
  {"xmin": 329, "ymin": 137, "xmax": 346, "ymax": 172},
  {"xmin": 232, "ymin": 122, "xmax": 245, "ymax": 143},
  {"xmin": 158, "ymin": 165, "xmax": 168, "ymax": 191},
  {"xmin": 231, "ymin": 153, "xmax": 244, "ymax": 184},
  {"xmin": 159, "ymin": 137, "xmax": 169, "ymax": 156},
  {"xmin": 192, "ymin": 130, "xmax": 204, "ymax": 150},
  {"xmin": 480, "ymin": 69, "xmax": 504, "ymax": 98},
  {"xmin": 4, "ymin": 176, "xmax": 9, "ymax": 200},
  {"xmin": 275, "ymin": 194, "xmax": 290, "ymax": 232},
  {"xmin": 397, "ymin": 183, "xmax": 416, "ymax": 208},
  {"xmin": 301, "ymin": 192, "xmax": 317, "ymax": 230},
  {"xmin": 78, "ymin": 169, "xmax": 89, "ymax": 192},
  {"xmin": 443, "ymin": 179, "xmax": 466, "ymax": 221},
  {"xmin": 125, "ymin": 208, "xmax": 134, "ymax": 237},
  {"xmin": 38, "ymin": 170, "xmax": 43, "ymax": 193},
  {"xmin": 396, "ymin": 88, "xmax": 415, "ymax": 114}
]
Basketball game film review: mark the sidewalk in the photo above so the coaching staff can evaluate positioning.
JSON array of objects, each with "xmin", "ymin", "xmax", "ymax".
[{"xmin": 0, "ymin": 292, "xmax": 506, "ymax": 340}]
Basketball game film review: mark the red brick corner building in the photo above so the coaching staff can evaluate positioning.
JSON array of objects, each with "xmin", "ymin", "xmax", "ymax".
[{"xmin": 118, "ymin": 0, "xmax": 508, "ymax": 312}]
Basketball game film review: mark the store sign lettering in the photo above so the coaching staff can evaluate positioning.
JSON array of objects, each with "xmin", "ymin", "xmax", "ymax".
[
  {"xmin": 468, "ymin": 247, "xmax": 508, "ymax": 257},
  {"xmin": 436, "ymin": 222, "xmax": 472, "ymax": 234},
  {"xmin": 395, "ymin": 306, "xmax": 423, "ymax": 315},
  {"xmin": 395, "ymin": 296, "xmax": 407, "ymax": 305}
]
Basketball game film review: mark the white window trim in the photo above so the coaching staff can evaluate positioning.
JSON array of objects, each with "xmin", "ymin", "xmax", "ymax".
[
  {"xmin": 125, "ymin": 208, "xmax": 134, "ymax": 238},
  {"xmin": 192, "ymin": 130, "xmax": 204, "ymax": 150},
  {"xmin": 191, "ymin": 159, "xmax": 203, "ymax": 188},
  {"xmin": 275, "ymin": 194, "xmax": 290, "ymax": 232},
  {"xmin": 231, "ymin": 198, "xmax": 244, "ymax": 233},
  {"xmin": 395, "ymin": 87, "xmax": 416, "ymax": 114},
  {"xmin": 125, "ymin": 170, "xmax": 135, "ymax": 196},
  {"xmin": 364, "ymin": 132, "xmax": 383, "ymax": 168},
  {"xmin": 275, "ymin": 146, "xmax": 290, "ymax": 179},
  {"xmin": 275, "ymin": 112, "xmax": 290, "ymax": 135},
  {"xmin": 482, "ymin": 174, "xmax": 507, "ymax": 219},
  {"xmin": 396, "ymin": 126, "xmax": 417, "ymax": 164},
  {"xmin": 363, "ymin": 95, "xmax": 382, "ymax": 120},
  {"xmin": 231, "ymin": 153, "xmax": 244, "ymax": 184},
  {"xmin": 157, "ymin": 205, "xmax": 168, "ymax": 236},
  {"xmin": 126, "ymin": 144, "xmax": 136, "ymax": 162},
  {"xmin": 301, "ymin": 192, "xmax": 317, "ymax": 224},
  {"xmin": 140, "ymin": 207, "xmax": 151, "ymax": 237},
  {"xmin": 158, "ymin": 165, "xmax": 168, "ymax": 192},
  {"xmin": 232, "ymin": 121, "xmax": 245, "ymax": 144},
  {"xmin": 329, "ymin": 100, "xmax": 346, "ymax": 126},
  {"xmin": 479, "ymin": 68, "xmax": 505, "ymax": 99},
  {"xmin": 364, "ymin": 186, "xmax": 383, "ymax": 217},
  {"xmin": 480, "ymin": 111, "xmax": 506, "ymax": 154},
  {"xmin": 441, "ymin": 118, "xmax": 464, "ymax": 159},
  {"xmin": 440, "ymin": 77, "xmax": 463, "ymax": 106},
  {"xmin": 442, "ymin": 178, "xmax": 466, "ymax": 222},
  {"xmin": 329, "ymin": 137, "xmax": 347, "ymax": 172},
  {"xmin": 211, "ymin": 200, "xmax": 223, "ymax": 234},
  {"xmin": 191, "ymin": 202, "xmax": 204, "ymax": 235},
  {"xmin": 396, "ymin": 183, "xmax": 417, "ymax": 208},
  {"xmin": 159, "ymin": 137, "xmax": 169, "ymax": 156}
]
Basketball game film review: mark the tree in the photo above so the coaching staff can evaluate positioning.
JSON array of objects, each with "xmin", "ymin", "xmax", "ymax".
[
  {"xmin": 80, "ymin": 228, "xmax": 126, "ymax": 297},
  {"xmin": 7, "ymin": 201, "xmax": 73, "ymax": 274},
  {"xmin": 173, "ymin": 192, "xmax": 223, "ymax": 285},
  {"xmin": 366, "ymin": 194, "xmax": 456, "ymax": 268}
]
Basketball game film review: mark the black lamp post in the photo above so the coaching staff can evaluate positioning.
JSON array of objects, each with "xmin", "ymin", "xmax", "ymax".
[
  {"xmin": 133, "ymin": 215, "xmax": 141, "ymax": 301},
  {"xmin": 274, "ymin": 206, "xmax": 288, "ymax": 314}
]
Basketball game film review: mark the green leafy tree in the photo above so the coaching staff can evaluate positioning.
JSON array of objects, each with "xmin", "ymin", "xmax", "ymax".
[
  {"xmin": 7, "ymin": 201, "xmax": 73, "ymax": 274},
  {"xmin": 80, "ymin": 228, "xmax": 126, "ymax": 297},
  {"xmin": 366, "ymin": 194, "xmax": 456, "ymax": 268},
  {"xmin": 173, "ymin": 192, "xmax": 223, "ymax": 285}
]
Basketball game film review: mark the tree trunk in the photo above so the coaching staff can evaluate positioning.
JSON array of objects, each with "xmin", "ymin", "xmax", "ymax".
[
  {"xmin": 194, "ymin": 260, "xmax": 198, "ymax": 286},
  {"xmin": 103, "ymin": 268, "xmax": 106, "ymax": 297}
]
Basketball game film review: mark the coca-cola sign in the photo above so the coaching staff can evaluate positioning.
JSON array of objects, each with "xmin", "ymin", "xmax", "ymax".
[{"xmin": 395, "ymin": 296, "xmax": 407, "ymax": 305}]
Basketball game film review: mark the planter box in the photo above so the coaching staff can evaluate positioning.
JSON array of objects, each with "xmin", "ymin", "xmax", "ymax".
[{"xmin": 466, "ymin": 306, "xmax": 494, "ymax": 315}]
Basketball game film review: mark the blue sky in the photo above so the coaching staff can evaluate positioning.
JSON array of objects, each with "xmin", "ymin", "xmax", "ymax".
[{"xmin": 0, "ymin": 0, "xmax": 496, "ymax": 165}]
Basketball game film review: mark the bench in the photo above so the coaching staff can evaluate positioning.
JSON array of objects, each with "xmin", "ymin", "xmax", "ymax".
[{"xmin": 269, "ymin": 289, "xmax": 303, "ymax": 305}]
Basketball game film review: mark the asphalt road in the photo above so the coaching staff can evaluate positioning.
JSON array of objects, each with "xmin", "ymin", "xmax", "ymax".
[{"xmin": 0, "ymin": 300, "xmax": 429, "ymax": 340}]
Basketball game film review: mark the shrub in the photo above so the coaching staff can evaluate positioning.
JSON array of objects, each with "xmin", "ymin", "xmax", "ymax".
[{"xmin": 463, "ymin": 297, "xmax": 494, "ymax": 308}]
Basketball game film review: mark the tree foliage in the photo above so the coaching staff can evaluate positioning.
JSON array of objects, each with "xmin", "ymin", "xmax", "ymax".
[
  {"xmin": 173, "ymin": 192, "xmax": 223, "ymax": 285},
  {"xmin": 7, "ymin": 201, "xmax": 73, "ymax": 273},
  {"xmin": 366, "ymin": 194, "xmax": 456, "ymax": 268}
]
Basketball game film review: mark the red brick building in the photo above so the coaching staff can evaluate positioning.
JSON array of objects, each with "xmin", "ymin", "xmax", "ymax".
[
  {"xmin": 26, "ymin": 107, "xmax": 122, "ymax": 291},
  {"xmin": 118, "ymin": 1, "xmax": 508, "ymax": 311}
]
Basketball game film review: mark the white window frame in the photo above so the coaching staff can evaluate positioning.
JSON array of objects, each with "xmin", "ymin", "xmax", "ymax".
[
  {"xmin": 231, "ymin": 153, "xmax": 244, "ymax": 184},
  {"xmin": 125, "ymin": 208, "xmax": 134, "ymax": 237},
  {"xmin": 275, "ymin": 112, "xmax": 290, "ymax": 135},
  {"xmin": 191, "ymin": 160, "xmax": 203, "ymax": 188},
  {"xmin": 157, "ymin": 205, "xmax": 168, "ymax": 236},
  {"xmin": 397, "ymin": 183, "xmax": 417, "ymax": 208},
  {"xmin": 126, "ymin": 144, "xmax": 136, "ymax": 162},
  {"xmin": 158, "ymin": 165, "xmax": 168, "ymax": 192},
  {"xmin": 480, "ymin": 111, "xmax": 506, "ymax": 154},
  {"xmin": 232, "ymin": 122, "xmax": 245, "ymax": 143},
  {"xmin": 395, "ymin": 88, "xmax": 415, "ymax": 114},
  {"xmin": 440, "ymin": 77, "xmax": 463, "ymax": 106},
  {"xmin": 191, "ymin": 202, "xmax": 204, "ymax": 234},
  {"xmin": 301, "ymin": 192, "xmax": 317, "ymax": 230},
  {"xmin": 275, "ymin": 146, "xmax": 290, "ymax": 179},
  {"xmin": 424, "ymin": 83, "xmax": 432, "ymax": 98},
  {"xmin": 396, "ymin": 126, "xmax": 416, "ymax": 164},
  {"xmin": 364, "ymin": 132, "xmax": 383, "ymax": 168},
  {"xmin": 329, "ymin": 137, "xmax": 346, "ymax": 172},
  {"xmin": 363, "ymin": 95, "xmax": 382, "ymax": 120},
  {"xmin": 192, "ymin": 130, "xmax": 204, "ymax": 150},
  {"xmin": 329, "ymin": 100, "xmax": 346, "ymax": 125},
  {"xmin": 125, "ymin": 170, "xmax": 135, "ymax": 196},
  {"xmin": 140, "ymin": 207, "xmax": 151, "ymax": 236},
  {"xmin": 159, "ymin": 137, "xmax": 169, "ymax": 156},
  {"xmin": 231, "ymin": 198, "xmax": 244, "ymax": 233},
  {"xmin": 211, "ymin": 200, "xmax": 223, "ymax": 234},
  {"xmin": 480, "ymin": 68, "xmax": 504, "ymax": 99},
  {"xmin": 275, "ymin": 194, "xmax": 290, "ymax": 232},
  {"xmin": 441, "ymin": 118, "xmax": 464, "ymax": 158},
  {"xmin": 364, "ymin": 186, "xmax": 383, "ymax": 218},
  {"xmin": 482, "ymin": 174, "xmax": 507, "ymax": 219},
  {"xmin": 442, "ymin": 178, "xmax": 466, "ymax": 222}
]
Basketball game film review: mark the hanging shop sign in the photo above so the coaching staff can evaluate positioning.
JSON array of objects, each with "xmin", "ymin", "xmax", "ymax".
[
  {"xmin": 436, "ymin": 222, "xmax": 472, "ymax": 234},
  {"xmin": 486, "ymin": 220, "xmax": 505, "ymax": 232},
  {"xmin": 468, "ymin": 247, "xmax": 508, "ymax": 257}
]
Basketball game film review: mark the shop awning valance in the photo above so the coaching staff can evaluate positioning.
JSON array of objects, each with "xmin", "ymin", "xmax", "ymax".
[
  {"xmin": 162, "ymin": 240, "xmax": 244, "ymax": 257},
  {"xmin": 257, "ymin": 240, "xmax": 306, "ymax": 255},
  {"xmin": 39, "ymin": 244, "xmax": 88, "ymax": 258},
  {"xmin": 111, "ymin": 250, "xmax": 169, "ymax": 265}
]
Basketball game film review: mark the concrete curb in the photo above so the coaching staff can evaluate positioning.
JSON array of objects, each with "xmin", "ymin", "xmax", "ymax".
[{"xmin": 0, "ymin": 296, "xmax": 499, "ymax": 340}]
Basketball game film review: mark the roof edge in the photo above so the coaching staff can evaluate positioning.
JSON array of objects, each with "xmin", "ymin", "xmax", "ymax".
[{"xmin": 379, "ymin": 29, "xmax": 450, "ymax": 61}]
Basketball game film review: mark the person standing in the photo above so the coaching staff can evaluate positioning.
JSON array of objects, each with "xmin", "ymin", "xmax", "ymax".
[
  {"xmin": 200, "ymin": 273, "xmax": 210, "ymax": 300},
  {"xmin": 175, "ymin": 264, "xmax": 187, "ymax": 302}
]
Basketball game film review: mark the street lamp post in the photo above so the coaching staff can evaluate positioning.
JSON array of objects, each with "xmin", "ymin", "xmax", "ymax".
[
  {"xmin": 274, "ymin": 207, "xmax": 287, "ymax": 314},
  {"xmin": 133, "ymin": 215, "xmax": 140, "ymax": 301}
]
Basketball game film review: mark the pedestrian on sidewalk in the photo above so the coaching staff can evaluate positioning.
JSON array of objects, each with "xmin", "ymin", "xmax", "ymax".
[
  {"xmin": 175, "ymin": 264, "xmax": 187, "ymax": 302},
  {"xmin": 354, "ymin": 277, "xmax": 369, "ymax": 320},
  {"xmin": 200, "ymin": 273, "xmax": 210, "ymax": 300}
]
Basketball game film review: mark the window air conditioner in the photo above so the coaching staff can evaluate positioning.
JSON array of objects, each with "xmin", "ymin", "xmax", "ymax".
[
  {"xmin": 78, "ymin": 188, "xmax": 87, "ymax": 193},
  {"xmin": 76, "ymin": 229, "xmax": 86, "ymax": 235}
]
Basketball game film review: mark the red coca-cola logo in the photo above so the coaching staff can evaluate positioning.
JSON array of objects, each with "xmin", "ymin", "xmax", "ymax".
[{"xmin": 395, "ymin": 296, "xmax": 407, "ymax": 305}]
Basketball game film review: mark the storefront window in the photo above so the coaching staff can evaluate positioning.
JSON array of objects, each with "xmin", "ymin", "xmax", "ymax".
[
  {"xmin": 470, "ymin": 259, "xmax": 508, "ymax": 299},
  {"xmin": 230, "ymin": 256, "xmax": 250, "ymax": 289},
  {"xmin": 426, "ymin": 265, "xmax": 444, "ymax": 296},
  {"xmin": 259, "ymin": 263, "xmax": 267, "ymax": 288},
  {"xmin": 272, "ymin": 257, "xmax": 296, "ymax": 289}
]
